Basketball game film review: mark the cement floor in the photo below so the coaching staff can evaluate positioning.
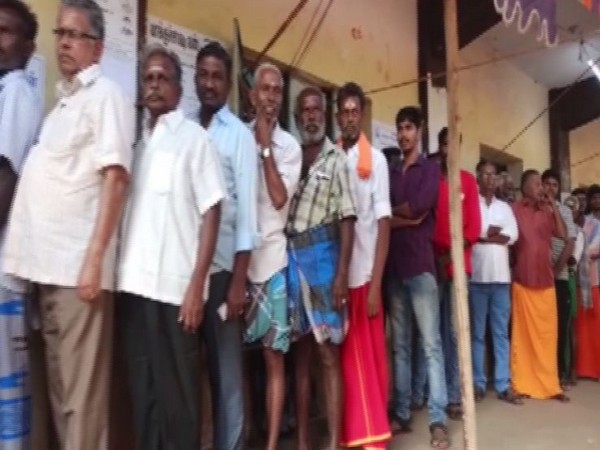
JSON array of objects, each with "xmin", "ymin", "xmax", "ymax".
[{"xmin": 277, "ymin": 379, "xmax": 600, "ymax": 450}]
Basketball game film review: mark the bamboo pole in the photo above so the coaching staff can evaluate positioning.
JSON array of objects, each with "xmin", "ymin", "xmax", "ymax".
[{"xmin": 443, "ymin": 1, "xmax": 478, "ymax": 449}]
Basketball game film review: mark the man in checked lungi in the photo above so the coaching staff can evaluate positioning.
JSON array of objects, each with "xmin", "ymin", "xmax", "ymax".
[
  {"xmin": 244, "ymin": 62, "xmax": 302, "ymax": 450},
  {"xmin": 286, "ymin": 86, "xmax": 356, "ymax": 450}
]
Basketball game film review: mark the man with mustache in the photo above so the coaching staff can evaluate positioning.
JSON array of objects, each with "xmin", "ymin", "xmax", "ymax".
[
  {"xmin": 3, "ymin": 1, "xmax": 134, "ymax": 448},
  {"xmin": 511, "ymin": 170, "xmax": 569, "ymax": 403},
  {"xmin": 194, "ymin": 41, "xmax": 258, "ymax": 450},
  {"xmin": 0, "ymin": 2, "xmax": 40, "ymax": 449},
  {"xmin": 387, "ymin": 107, "xmax": 450, "ymax": 448},
  {"xmin": 244, "ymin": 62, "xmax": 301, "ymax": 450},
  {"xmin": 335, "ymin": 81, "xmax": 391, "ymax": 449},
  {"xmin": 286, "ymin": 86, "xmax": 356, "ymax": 450},
  {"xmin": 117, "ymin": 44, "xmax": 224, "ymax": 449}
]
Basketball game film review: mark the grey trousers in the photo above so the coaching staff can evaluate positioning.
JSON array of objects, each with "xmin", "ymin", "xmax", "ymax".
[
  {"xmin": 202, "ymin": 271, "xmax": 244, "ymax": 450},
  {"xmin": 117, "ymin": 293, "xmax": 201, "ymax": 450}
]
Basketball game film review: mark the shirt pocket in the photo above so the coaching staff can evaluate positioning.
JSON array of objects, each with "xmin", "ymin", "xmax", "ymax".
[{"xmin": 147, "ymin": 150, "xmax": 175, "ymax": 194}]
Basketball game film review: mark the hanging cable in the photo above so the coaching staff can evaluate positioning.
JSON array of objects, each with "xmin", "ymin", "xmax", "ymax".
[
  {"xmin": 365, "ymin": 34, "xmax": 593, "ymax": 95},
  {"xmin": 290, "ymin": 0, "xmax": 324, "ymax": 67},
  {"xmin": 292, "ymin": 0, "xmax": 335, "ymax": 69},
  {"xmin": 500, "ymin": 56, "xmax": 600, "ymax": 152},
  {"xmin": 255, "ymin": 0, "xmax": 310, "ymax": 66}
]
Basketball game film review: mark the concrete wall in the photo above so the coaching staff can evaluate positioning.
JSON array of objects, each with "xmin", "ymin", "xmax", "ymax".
[
  {"xmin": 570, "ymin": 117, "xmax": 600, "ymax": 188},
  {"xmin": 453, "ymin": 39, "xmax": 551, "ymax": 174},
  {"xmin": 27, "ymin": 0, "xmax": 60, "ymax": 111}
]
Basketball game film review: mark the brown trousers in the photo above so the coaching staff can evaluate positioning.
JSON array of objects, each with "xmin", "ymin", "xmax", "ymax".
[{"xmin": 38, "ymin": 285, "xmax": 113, "ymax": 450}]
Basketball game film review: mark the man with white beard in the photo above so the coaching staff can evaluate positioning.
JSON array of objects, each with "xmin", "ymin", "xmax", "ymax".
[{"xmin": 286, "ymin": 86, "xmax": 356, "ymax": 450}]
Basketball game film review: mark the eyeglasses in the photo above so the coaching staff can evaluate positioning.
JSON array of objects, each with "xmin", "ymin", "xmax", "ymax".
[{"xmin": 53, "ymin": 28, "xmax": 99, "ymax": 41}]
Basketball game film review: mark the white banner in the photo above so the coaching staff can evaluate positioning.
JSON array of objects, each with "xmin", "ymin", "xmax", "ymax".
[
  {"xmin": 372, "ymin": 120, "xmax": 397, "ymax": 150},
  {"xmin": 98, "ymin": 0, "xmax": 139, "ymax": 100}
]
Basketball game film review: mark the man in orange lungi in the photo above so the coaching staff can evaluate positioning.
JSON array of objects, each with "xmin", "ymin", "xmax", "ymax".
[{"xmin": 511, "ymin": 169, "xmax": 570, "ymax": 402}]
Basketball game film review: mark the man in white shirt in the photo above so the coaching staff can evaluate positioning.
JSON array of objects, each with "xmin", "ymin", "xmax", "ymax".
[
  {"xmin": 3, "ymin": 1, "xmax": 134, "ymax": 448},
  {"xmin": 117, "ymin": 45, "xmax": 224, "ymax": 450},
  {"xmin": 244, "ymin": 63, "xmax": 301, "ymax": 450},
  {"xmin": 469, "ymin": 161, "xmax": 521, "ymax": 404},
  {"xmin": 0, "ymin": 2, "xmax": 41, "ymax": 449},
  {"xmin": 337, "ymin": 82, "xmax": 392, "ymax": 449}
]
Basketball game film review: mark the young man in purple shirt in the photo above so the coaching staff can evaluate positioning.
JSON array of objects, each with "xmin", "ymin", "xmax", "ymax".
[{"xmin": 387, "ymin": 107, "xmax": 449, "ymax": 448}]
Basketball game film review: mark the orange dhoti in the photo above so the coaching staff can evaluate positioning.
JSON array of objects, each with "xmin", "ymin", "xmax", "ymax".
[
  {"xmin": 576, "ymin": 287, "xmax": 600, "ymax": 379},
  {"xmin": 511, "ymin": 282, "xmax": 562, "ymax": 399},
  {"xmin": 340, "ymin": 283, "xmax": 390, "ymax": 449}
]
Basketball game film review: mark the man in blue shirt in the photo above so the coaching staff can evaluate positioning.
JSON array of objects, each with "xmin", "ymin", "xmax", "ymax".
[
  {"xmin": 195, "ymin": 41, "xmax": 258, "ymax": 450},
  {"xmin": 0, "ymin": 2, "xmax": 40, "ymax": 449}
]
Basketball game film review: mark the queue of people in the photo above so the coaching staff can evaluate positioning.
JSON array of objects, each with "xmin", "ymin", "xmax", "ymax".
[{"xmin": 1, "ymin": 1, "xmax": 599, "ymax": 450}]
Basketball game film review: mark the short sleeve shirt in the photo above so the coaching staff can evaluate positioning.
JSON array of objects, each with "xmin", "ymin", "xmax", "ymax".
[
  {"xmin": 248, "ymin": 124, "xmax": 302, "ymax": 283},
  {"xmin": 287, "ymin": 137, "xmax": 356, "ymax": 234},
  {"xmin": 346, "ymin": 144, "xmax": 391, "ymax": 288},
  {"xmin": 0, "ymin": 69, "xmax": 42, "ymax": 293},
  {"xmin": 118, "ymin": 110, "xmax": 225, "ymax": 305},
  {"xmin": 4, "ymin": 65, "xmax": 135, "ymax": 290}
]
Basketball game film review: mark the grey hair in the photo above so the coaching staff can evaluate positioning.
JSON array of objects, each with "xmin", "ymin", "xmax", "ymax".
[
  {"xmin": 140, "ymin": 44, "xmax": 183, "ymax": 85},
  {"xmin": 253, "ymin": 62, "xmax": 282, "ymax": 86},
  {"xmin": 61, "ymin": 0, "xmax": 105, "ymax": 41},
  {"xmin": 295, "ymin": 85, "xmax": 326, "ymax": 115}
]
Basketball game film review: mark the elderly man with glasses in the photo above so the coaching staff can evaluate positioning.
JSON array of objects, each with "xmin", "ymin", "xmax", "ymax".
[{"xmin": 3, "ymin": 1, "xmax": 134, "ymax": 448}]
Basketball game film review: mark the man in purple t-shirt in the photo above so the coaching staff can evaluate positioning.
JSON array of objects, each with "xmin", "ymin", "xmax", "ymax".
[{"xmin": 387, "ymin": 106, "xmax": 449, "ymax": 448}]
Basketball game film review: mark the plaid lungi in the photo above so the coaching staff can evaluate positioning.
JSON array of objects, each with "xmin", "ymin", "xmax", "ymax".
[
  {"xmin": 287, "ymin": 223, "xmax": 348, "ymax": 345},
  {"xmin": 244, "ymin": 269, "xmax": 290, "ymax": 353}
]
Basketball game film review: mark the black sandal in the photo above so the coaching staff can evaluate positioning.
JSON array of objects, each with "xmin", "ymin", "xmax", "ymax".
[
  {"xmin": 390, "ymin": 415, "xmax": 412, "ymax": 434},
  {"xmin": 446, "ymin": 403, "xmax": 463, "ymax": 421},
  {"xmin": 474, "ymin": 387, "xmax": 486, "ymax": 403}
]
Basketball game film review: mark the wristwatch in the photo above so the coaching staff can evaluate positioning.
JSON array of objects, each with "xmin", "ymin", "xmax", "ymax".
[{"xmin": 261, "ymin": 147, "xmax": 271, "ymax": 159}]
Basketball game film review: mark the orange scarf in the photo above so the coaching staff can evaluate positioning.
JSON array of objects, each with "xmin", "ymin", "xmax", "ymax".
[{"xmin": 338, "ymin": 133, "xmax": 372, "ymax": 180}]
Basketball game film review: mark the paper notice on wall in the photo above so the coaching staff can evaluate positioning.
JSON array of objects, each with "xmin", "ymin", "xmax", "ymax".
[
  {"xmin": 147, "ymin": 16, "xmax": 223, "ymax": 117},
  {"xmin": 24, "ymin": 54, "xmax": 45, "ymax": 110},
  {"xmin": 372, "ymin": 120, "xmax": 397, "ymax": 150},
  {"xmin": 97, "ymin": 0, "xmax": 138, "ymax": 100}
]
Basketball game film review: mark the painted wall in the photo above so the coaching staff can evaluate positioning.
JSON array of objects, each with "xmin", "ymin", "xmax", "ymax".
[
  {"xmin": 27, "ymin": 0, "xmax": 60, "ymax": 111},
  {"xmin": 453, "ymin": 39, "xmax": 550, "ymax": 174},
  {"xmin": 570, "ymin": 117, "xmax": 600, "ymax": 187},
  {"xmin": 148, "ymin": 0, "xmax": 418, "ymax": 125}
]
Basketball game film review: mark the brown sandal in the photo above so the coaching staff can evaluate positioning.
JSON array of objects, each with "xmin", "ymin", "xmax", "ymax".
[
  {"xmin": 498, "ymin": 389, "xmax": 524, "ymax": 405},
  {"xmin": 430, "ymin": 423, "xmax": 450, "ymax": 449},
  {"xmin": 552, "ymin": 393, "xmax": 570, "ymax": 403}
]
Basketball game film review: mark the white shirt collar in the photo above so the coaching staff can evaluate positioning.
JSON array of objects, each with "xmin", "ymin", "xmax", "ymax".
[
  {"xmin": 56, "ymin": 63, "xmax": 101, "ymax": 99},
  {"xmin": 143, "ymin": 108, "xmax": 185, "ymax": 140}
]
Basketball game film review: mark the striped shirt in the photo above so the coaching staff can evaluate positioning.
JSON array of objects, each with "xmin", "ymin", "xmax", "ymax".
[
  {"xmin": 287, "ymin": 138, "xmax": 356, "ymax": 235},
  {"xmin": 551, "ymin": 201, "xmax": 578, "ymax": 281}
]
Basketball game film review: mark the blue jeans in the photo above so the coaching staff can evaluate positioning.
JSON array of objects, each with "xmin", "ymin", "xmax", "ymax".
[
  {"xmin": 388, "ymin": 272, "xmax": 447, "ymax": 425},
  {"xmin": 412, "ymin": 333, "xmax": 428, "ymax": 404},
  {"xmin": 469, "ymin": 282, "xmax": 511, "ymax": 393},
  {"xmin": 440, "ymin": 281, "xmax": 461, "ymax": 405}
]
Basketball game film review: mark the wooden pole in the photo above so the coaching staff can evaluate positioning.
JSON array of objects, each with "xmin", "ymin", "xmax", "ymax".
[{"xmin": 443, "ymin": 1, "xmax": 478, "ymax": 449}]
